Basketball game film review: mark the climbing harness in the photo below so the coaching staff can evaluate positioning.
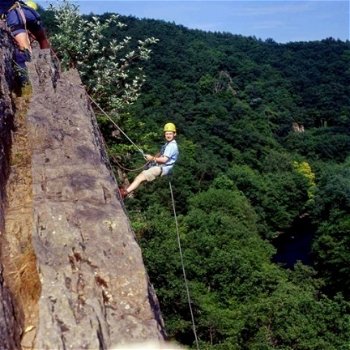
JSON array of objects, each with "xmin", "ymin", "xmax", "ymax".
[
  {"xmin": 3, "ymin": 0, "xmax": 52, "ymax": 89},
  {"xmin": 92, "ymin": 99, "xmax": 198, "ymax": 346},
  {"xmin": 169, "ymin": 181, "xmax": 200, "ymax": 350},
  {"xmin": 111, "ymin": 155, "xmax": 150, "ymax": 173},
  {"xmin": 14, "ymin": 2, "xmax": 28, "ymax": 30},
  {"xmin": 8, "ymin": 2, "xmax": 30, "ymax": 46},
  {"xmin": 27, "ymin": 46, "xmax": 193, "ymax": 345}
]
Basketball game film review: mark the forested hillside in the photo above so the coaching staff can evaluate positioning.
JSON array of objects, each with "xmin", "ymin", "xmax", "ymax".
[{"xmin": 44, "ymin": 10, "xmax": 350, "ymax": 349}]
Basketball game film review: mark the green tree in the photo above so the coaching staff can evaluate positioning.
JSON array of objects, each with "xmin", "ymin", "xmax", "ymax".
[
  {"xmin": 48, "ymin": 0, "xmax": 158, "ymax": 113},
  {"xmin": 43, "ymin": 9, "xmax": 350, "ymax": 347},
  {"xmin": 140, "ymin": 187, "xmax": 350, "ymax": 349},
  {"xmin": 227, "ymin": 164, "xmax": 309, "ymax": 239},
  {"xmin": 311, "ymin": 158, "xmax": 350, "ymax": 297}
]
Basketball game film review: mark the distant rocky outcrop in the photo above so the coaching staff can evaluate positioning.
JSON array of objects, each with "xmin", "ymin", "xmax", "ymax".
[
  {"xmin": 292, "ymin": 122, "xmax": 305, "ymax": 133},
  {"xmin": 0, "ymin": 32, "xmax": 165, "ymax": 349}
]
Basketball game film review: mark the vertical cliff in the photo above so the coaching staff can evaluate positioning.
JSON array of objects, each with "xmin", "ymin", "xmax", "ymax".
[
  {"xmin": 0, "ymin": 36, "xmax": 165, "ymax": 349},
  {"xmin": 0, "ymin": 25, "xmax": 22, "ymax": 350}
]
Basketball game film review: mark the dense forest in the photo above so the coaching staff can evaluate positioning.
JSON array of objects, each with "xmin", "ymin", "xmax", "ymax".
[{"xmin": 42, "ymin": 8, "xmax": 350, "ymax": 349}]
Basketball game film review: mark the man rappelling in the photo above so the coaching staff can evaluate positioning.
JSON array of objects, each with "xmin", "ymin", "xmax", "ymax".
[{"xmin": 119, "ymin": 122, "xmax": 179, "ymax": 199}]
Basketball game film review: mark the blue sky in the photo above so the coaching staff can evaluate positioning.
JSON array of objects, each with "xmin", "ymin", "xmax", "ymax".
[{"xmin": 38, "ymin": 1, "xmax": 349, "ymax": 43}]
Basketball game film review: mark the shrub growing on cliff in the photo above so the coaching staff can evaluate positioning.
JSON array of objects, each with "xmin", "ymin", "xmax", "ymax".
[{"xmin": 48, "ymin": 0, "xmax": 158, "ymax": 113}]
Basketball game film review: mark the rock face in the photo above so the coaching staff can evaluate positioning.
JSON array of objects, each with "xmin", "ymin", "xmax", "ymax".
[
  {"xmin": 0, "ymin": 28, "xmax": 13, "ymax": 238},
  {"xmin": 0, "ymin": 26, "xmax": 22, "ymax": 350},
  {"xmin": 26, "ymin": 50, "xmax": 165, "ymax": 349},
  {"xmin": 0, "ymin": 42, "xmax": 165, "ymax": 348},
  {"xmin": 0, "ymin": 26, "xmax": 14, "ymax": 239}
]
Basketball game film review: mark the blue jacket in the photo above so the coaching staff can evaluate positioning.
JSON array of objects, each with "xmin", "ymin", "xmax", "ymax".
[{"xmin": 0, "ymin": 1, "xmax": 16, "ymax": 14}]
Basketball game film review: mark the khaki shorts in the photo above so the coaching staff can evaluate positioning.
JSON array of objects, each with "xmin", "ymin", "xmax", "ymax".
[{"xmin": 142, "ymin": 166, "xmax": 162, "ymax": 182}]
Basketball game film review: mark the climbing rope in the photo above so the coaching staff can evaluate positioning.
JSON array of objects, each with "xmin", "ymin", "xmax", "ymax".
[
  {"xmin": 169, "ymin": 181, "xmax": 200, "ymax": 350},
  {"xmin": 111, "ymin": 155, "xmax": 149, "ymax": 173},
  {"xmin": 39, "ymin": 39, "xmax": 198, "ymax": 348},
  {"xmin": 86, "ymin": 93, "xmax": 146, "ymax": 159},
  {"xmin": 88, "ymin": 95, "xmax": 200, "ymax": 348}
]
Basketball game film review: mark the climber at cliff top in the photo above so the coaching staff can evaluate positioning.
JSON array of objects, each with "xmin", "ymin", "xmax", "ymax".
[
  {"xmin": 119, "ymin": 123, "xmax": 179, "ymax": 199},
  {"xmin": 0, "ymin": 0, "xmax": 50, "ymax": 85}
]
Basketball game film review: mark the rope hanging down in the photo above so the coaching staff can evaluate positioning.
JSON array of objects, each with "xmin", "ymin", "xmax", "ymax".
[
  {"xmin": 28, "ymin": 49, "xmax": 198, "ymax": 344},
  {"xmin": 111, "ymin": 155, "xmax": 149, "ymax": 173},
  {"xmin": 169, "ymin": 181, "xmax": 200, "ymax": 350},
  {"xmin": 87, "ymin": 93, "xmax": 199, "ymax": 347},
  {"xmin": 86, "ymin": 93, "xmax": 146, "ymax": 158}
]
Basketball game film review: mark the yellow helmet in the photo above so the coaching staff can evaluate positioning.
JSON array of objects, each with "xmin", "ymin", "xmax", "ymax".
[
  {"xmin": 26, "ymin": 0, "xmax": 38, "ymax": 10},
  {"xmin": 164, "ymin": 122, "xmax": 176, "ymax": 133}
]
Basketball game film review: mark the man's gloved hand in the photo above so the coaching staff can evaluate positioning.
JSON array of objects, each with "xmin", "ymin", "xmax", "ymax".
[{"xmin": 145, "ymin": 154, "xmax": 155, "ymax": 161}]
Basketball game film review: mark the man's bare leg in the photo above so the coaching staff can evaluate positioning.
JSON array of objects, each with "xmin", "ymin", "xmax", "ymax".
[
  {"xmin": 14, "ymin": 32, "xmax": 31, "ymax": 51},
  {"xmin": 126, "ymin": 173, "xmax": 147, "ymax": 194}
]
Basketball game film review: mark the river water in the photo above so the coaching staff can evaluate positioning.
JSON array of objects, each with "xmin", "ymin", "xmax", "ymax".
[{"xmin": 273, "ymin": 217, "xmax": 315, "ymax": 268}]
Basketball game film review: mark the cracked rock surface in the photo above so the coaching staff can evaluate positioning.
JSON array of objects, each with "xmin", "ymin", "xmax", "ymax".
[
  {"xmin": 26, "ymin": 50, "xmax": 165, "ymax": 349},
  {"xmin": 0, "ymin": 25, "xmax": 22, "ymax": 350}
]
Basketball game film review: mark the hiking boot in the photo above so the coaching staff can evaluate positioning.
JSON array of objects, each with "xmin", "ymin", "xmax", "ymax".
[
  {"xmin": 20, "ymin": 82, "xmax": 32, "ymax": 97},
  {"xmin": 118, "ymin": 187, "xmax": 129, "ymax": 199}
]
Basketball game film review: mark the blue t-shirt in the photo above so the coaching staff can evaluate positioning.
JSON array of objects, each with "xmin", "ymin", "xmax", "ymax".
[
  {"xmin": 160, "ymin": 140, "xmax": 179, "ymax": 175},
  {"xmin": 0, "ymin": 1, "xmax": 16, "ymax": 14}
]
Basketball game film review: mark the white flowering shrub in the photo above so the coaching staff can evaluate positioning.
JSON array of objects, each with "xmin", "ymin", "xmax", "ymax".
[{"xmin": 49, "ymin": 0, "xmax": 158, "ymax": 113}]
